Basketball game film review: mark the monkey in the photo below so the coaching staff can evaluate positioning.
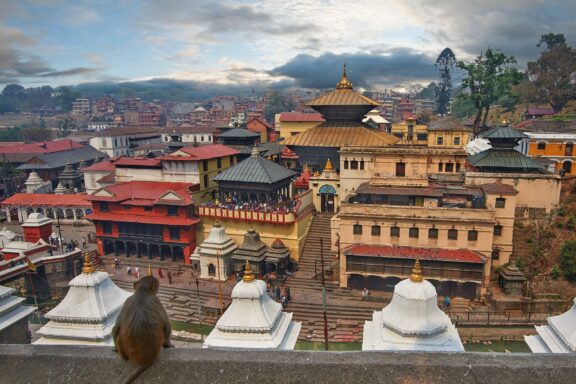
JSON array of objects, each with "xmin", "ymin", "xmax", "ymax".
[{"xmin": 113, "ymin": 275, "xmax": 172, "ymax": 384}]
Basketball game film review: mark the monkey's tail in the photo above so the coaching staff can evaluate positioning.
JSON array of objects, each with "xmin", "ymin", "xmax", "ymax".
[{"xmin": 122, "ymin": 366, "xmax": 147, "ymax": 384}]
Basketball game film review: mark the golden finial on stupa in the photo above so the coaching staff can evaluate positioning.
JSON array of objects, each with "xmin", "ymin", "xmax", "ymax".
[
  {"xmin": 82, "ymin": 253, "xmax": 95, "ymax": 274},
  {"xmin": 324, "ymin": 158, "xmax": 333, "ymax": 172},
  {"xmin": 243, "ymin": 260, "xmax": 255, "ymax": 283},
  {"xmin": 410, "ymin": 259, "xmax": 423, "ymax": 283},
  {"xmin": 336, "ymin": 63, "xmax": 353, "ymax": 90},
  {"xmin": 148, "ymin": 265, "xmax": 152, "ymax": 276}
]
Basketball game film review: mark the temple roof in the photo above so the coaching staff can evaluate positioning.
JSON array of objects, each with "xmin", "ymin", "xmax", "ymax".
[
  {"xmin": 344, "ymin": 244, "xmax": 486, "ymax": 264},
  {"xmin": 525, "ymin": 298, "xmax": 576, "ymax": 353},
  {"xmin": 0, "ymin": 286, "xmax": 35, "ymax": 334},
  {"xmin": 213, "ymin": 147, "xmax": 296, "ymax": 184},
  {"xmin": 231, "ymin": 229, "xmax": 268, "ymax": 262},
  {"xmin": 218, "ymin": 128, "xmax": 260, "ymax": 139},
  {"xmin": 282, "ymin": 122, "xmax": 399, "ymax": 148},
  {"xmin": 483, "ymin": 125, "xmax": 528, "ymax": 140},
  {"xmin": 467, "ymin": 148, "xmax": 546, "ymax": 172}
]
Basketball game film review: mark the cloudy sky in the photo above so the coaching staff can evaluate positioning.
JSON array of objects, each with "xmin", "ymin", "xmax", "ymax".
[{"xmin": 1, "ymin": 0, "xmax": 575, "ymax": 90}]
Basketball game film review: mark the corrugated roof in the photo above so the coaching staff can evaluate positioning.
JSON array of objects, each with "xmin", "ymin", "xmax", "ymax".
[
  {"xmin": 213, "ymin": 153, "xmax": 296, "ymax": 184},
  {"xmin": 113, "ymin": 157, "xmax": 162, "ymax": 167},
  {"xmin": 17, "ymin": 146, "xmax": 105, "ymax": 170},
  {"xmin": 218, "ymin": 128, "xmax": 260, "ymax": 138},
  {"xmin": 1, "ymin": 193, "xmax": 91, "ymax": 207},
  {"xmin": 482, "ymin": 126, "xmax": 528, "ymax": 140},
  {"xmin": 479, "ymin": 183, "xmax": 518, "ymax": 195},
  {"xmin": 305, "ymin": 89, "xmax": 379, "ymax": 107},
  {"xmin": 343, "ymin": 244, "xmax": 486, "ymax": 264},
  {"xmin": 81, "ymin": 161, "xmax": 115, "ymax": 172},
  {"xmin": 281, "ymin": 122, "xmax": 399, "ymax": 147},
  {"xmin": 0, "ymin": 139, "xmax": 83, "ymax": 154},
  {"xmin": 467, "ymin": 149, "xmax": 545, "ymax": 171},
  {"xmin": 166, "ymin": 144, "xmax": 239, "ymax": 160}
]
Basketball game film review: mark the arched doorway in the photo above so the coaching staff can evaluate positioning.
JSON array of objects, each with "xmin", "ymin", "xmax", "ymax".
[
  {"xmin": 562, "ymin": 160, "xmax": 572, "ymax": 174},
  {"xmin": 208, "ymin": 263, "xmax": 216, "ymax": 276},
  {"xmin": 319, "ymin": 185, "xmax": 336, "ymax": 213}
]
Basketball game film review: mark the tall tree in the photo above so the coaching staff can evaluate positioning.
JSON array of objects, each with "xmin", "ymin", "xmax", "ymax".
[
  {"xmin": 263, "ymin": 91, "xmax": 293, "ymax": 123},
  {"xmin": 434, "ymin": 48, "xmax": 457, "ymax": 115},
  {"xmin": 527, "ymin": 33, "xmax": 576, "ymax": 113},
  {"xmin": 457, "ymin": 49, "xmax": 522, "ymax": 135}
]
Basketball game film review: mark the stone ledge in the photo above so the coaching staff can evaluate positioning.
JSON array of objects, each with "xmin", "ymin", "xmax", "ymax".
[{"xmin": 1, "ymin": 345, "xmax": 575, "ymax": 384}]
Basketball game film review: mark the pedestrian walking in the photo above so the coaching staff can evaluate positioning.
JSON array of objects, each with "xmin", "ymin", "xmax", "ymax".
[
  {"xmin": 281, "ymin": 295, "xmax": 288, "ymax": 309},
  {"xmin": 285, "ymin": 286, "xmax": 291, "ymax": 301},
  {"xmin": 158, "ymin": 267, "xmax": 163, "ymax": 278},
  {"xmin": 444, "ymin": 296, "xmax": 451, "ymax": 310},
  {"xmin": 114, "ymin": 257, "xmax": 119, "ymax": 270},
  {"xmin": 134, "ymin": 265, "xmax": 140, "ymax": 279},
  {"xmin": 82, "ymin": 237, "xmax": 87, "ymax": 249},
  {"xmin": 127, "ymin": 265, "xmax": 132, "ymax": 276},
  {"xmin": 275, "ymin": 286, "xmax": 281, "ymax": 300},
  {"xmin": 167, "ymin": 271, "xmax": 172, "ymax": 284}
]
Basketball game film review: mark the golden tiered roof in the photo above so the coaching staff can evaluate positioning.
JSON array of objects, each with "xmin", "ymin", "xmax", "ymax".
[{"xmin": 282, "ymin": 122, "xmax": 399, "ymax": 147}]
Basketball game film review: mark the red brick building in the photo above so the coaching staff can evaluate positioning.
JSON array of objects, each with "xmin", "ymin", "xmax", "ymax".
[
  {"xmin": 246, "ymin": 117, "xmax": 275, "ymax": 143},
  {"xmin": 86, "ymin": 181, "xmax": 200, "ymax": 263}
]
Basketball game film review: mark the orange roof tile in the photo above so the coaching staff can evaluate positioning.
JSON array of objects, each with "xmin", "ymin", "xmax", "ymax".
[
  {"xmin": 279, "ymin": 112, "xmax": 325, "ymax": 123},
  {"xmin": 281, "ymin": 122, "xmax": 399, "ymax": 147},
  {"xmin": 344, "ymin": 244, "xmax": 486, "ymax": 264},
  {"xmin": 1, "ymin": 193, "xmax": 91, "ymax": 207},
  {"xmin": 86, "ymin": 181, "xmax": 198, "ymax": 206},
  {"xmin": 305, "ymin": 89, "xmax": 379, "ymax": 107}
]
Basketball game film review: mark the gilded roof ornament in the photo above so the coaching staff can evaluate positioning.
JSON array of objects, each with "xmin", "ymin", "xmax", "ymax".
[
  {"xmin": 410, "ymin": 259, "xmax": 423, "ymax": 283},
  {"xmin": 324, "ymin": 158, "xmax": 333, "ymax": 171},
  {"xmin": 82, "ymin": 253, "xmax": 95, "ymax": 274},
  {"xmin": 243, "ymin": 260, "xmax": 255, "ymax": 283},
  {"xmin": 336, "ymin": 63, "xmax": 353, "ymax": 90}
]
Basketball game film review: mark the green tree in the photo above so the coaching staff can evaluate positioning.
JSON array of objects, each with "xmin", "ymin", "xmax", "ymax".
[
  {"xmin": 434, "ymin": 48, "xmax": 457, "ymax": 115},
  {"xmin": 21, "ymin": 126, "xmax": 52, "ymax": 142},
  {"xmin": 264, "ymin": 91, "xmax": 293, "ymax": 123},
  {"xmin": 558, "ymin": 240, "xmax": 576, "ymax": 282},
  {"xmin": 457, "ymin": 49, "xmax": 522, "ymax": 134},
  {"xmin": 450, "ymin": 95, "xmax": 476, "ymax": 118},
  {"xmin": 57, "ymin": 117, "xmax": 73, "ymax": 138},
  {"xmin": 527, "ymin": 33, "xmax": 576, "ymax": 113}
]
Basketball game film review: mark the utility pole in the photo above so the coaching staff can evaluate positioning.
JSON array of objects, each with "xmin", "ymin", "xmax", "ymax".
[
  {"xmin": 320, "ymin": 238, "xmax": 329, "ymax": 351},
  {"xmin": 56, "ymin": 213, "xmax": 64, "ymax": 254},
  {"xmin": 195, "ymin": 278, "xmax": 204, "ymax": 342},
  {"xmin": 216, "ymin": 251, "xmax": 223, "ymax": 316}
]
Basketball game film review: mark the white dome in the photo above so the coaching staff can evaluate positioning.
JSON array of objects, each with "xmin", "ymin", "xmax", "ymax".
[{"xmin": 231, "ymin": 278, "xmax": 267, "ymax": 299}]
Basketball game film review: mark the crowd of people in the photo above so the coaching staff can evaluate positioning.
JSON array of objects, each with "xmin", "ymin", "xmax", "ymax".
[
  {"xmin": 200, "ymin": 197, "xmax": 295, "ymax": 214},
  {"xmin": 48, "ymin": 235, "xmax": 87, "ymax": 253}
]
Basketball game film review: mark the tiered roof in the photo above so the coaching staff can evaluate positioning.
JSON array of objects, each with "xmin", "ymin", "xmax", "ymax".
[
  {"xmin": 525, "ymin": 298, "xmax": 576, "ymax": 353},
  {"xmin": 282, "ymin": 122, "xmax": 399, "ymax": 147},
  {"xmin": 0, "ymin": 286, "xmax": 35, "ymax": 338},
  {"xmin": 231, "ymin": 229, "xmax": 268, "ymax": 264}
]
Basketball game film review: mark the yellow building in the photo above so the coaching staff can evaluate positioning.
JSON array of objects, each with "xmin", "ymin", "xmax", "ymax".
[
  {"xmin": 309, "ymin": 159, "xmax": 340, "ymax": 213},
  {"xmin": 276, "ymin": 112, "xmax": 325, "ymax": 139},
  {"xmin": 525, "ymin": 132, "xmax": 576, "ymax": 176},
  {"xmin": 390, "ymin": 117, "xmax": 428, "ymax": 145},
  {"xmin": 427, "ymin": 117, "xmax": 472, "ymax": 148}
]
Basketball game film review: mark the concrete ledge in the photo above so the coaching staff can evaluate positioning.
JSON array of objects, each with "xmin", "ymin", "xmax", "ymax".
[{"xmin": 1, "ymin": 345, "xmax": 576, "ymax": 383}]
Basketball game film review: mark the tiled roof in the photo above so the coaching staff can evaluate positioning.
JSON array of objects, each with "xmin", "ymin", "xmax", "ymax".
[
  {"xmin": 161, "ymin": 144, "xmax": 239, "ymax": 161},
  {"xmin": 279, "ymin": 112, "xmax": 325, "ymax": 122},
  {"xmin": 513, "ymin": 120, "xmax": 576, "ymax": 133},
  {"xmin": 0, "ymin": 139, "xmax": 83, "ymax": 154},
  {"xmin": 305, "ymin": 89, "xmax": 379, "ymax": 107},
  {"xmin": 428, "ymin": 117, "xmax": 470, "ymax": 131},
  {"xmin": 113, "ymin": 157, "xmax": 162, "ymax": 168},
  {"xmin": 17, "ymin": 146, "xmax": 106, "ymax": 170},
  {"xmin": 281, "ymin": 122, "xmax": 399, "ymax": 147},
  {"xmin": 482, "ymin": 126, "xmax": 528, "ymax": 140},
  {"xmin": 81, "ymin": 161, "xmax": 115, "ymax": 172},
  {"xmin": 247, "ymin": 117, "xmax": 273, "ymax": 129},
  {"xmin": 479, "ymin": 183, "xmax": 518, "ymax": 195},
  {"xmin": 218, "ymin": 128, "xmax": 259, "ymax": 138},
  {"xmin": 1, "ymin": 193, "xmax": 91, "ymax": 207},
  {"xmin": 85, "ymin": 212, "xmax": 199, "ymax": 226},
  {"xmin": 343, "ymin": 244, "xmax": 486, "ymax": 264},
  {"xmin": 467, "ymin": 149, "xmax": 546, "ymax": 171},
  {"xmin": 86, "ymin": 181, "xmax": 198, "ymax": 205},
  {"xmin": 213, "ymin": 152, "xmax": 296, "ymax": 184}
]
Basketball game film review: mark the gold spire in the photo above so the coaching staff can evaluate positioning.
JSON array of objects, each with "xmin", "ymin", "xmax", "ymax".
[
  {"xmin": 410, "ymin": 259, "xmax": 423, "ymax": 283},
  {"xmin": 324, "ymin": 158, "xmax": 333, "ymax": 172},
  {"xmin": 243, "ymin": 260, "xmax": 255, "ymax": 283},
  {"xmin": 148, "ymin": 265, "xmax": 152, "ymax": 276},
  {"xmin": 82, "ymin": 253, "xmax": 95, "ymax": 274},
  {"xmin": 336, "ymin": 63, "xmax": 353, "ymax": 90}
]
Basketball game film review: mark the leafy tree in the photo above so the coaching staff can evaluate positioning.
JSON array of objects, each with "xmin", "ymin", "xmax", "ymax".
[
  {"xmin": 1, "ymin": 84, "xmax": 25, "ymax": 99},
  {"xmin": 264, "ymin": 91, "xmax": 293, "ymax": 123},
  {"xmin": 21, "ymin": 126, "xmax": 52, "ymax": 142},
  {"xmin": 57, "ymin": 117, "xmax": 73, "ymax": 138},
  {"xmin": 527, "ymin": 33, "xmax": 576, "ymax": 113},
  {"xmin": 558, "ymin": 240, "xmax": 576, "ymax": 282},
  {"xmin": 416, "ymin": 82, "xmax": 437, "ymax": 100},
  {"xmin": 434, "ymin": 48, "xmax": 457, "ymax": 115},
  {"xmin": 450, "ymin": 95, "xmax": 476, "ymax": 118},
  {"xmin": 457, "ymin": 49, "xmax": 522, "ymax": 134}
]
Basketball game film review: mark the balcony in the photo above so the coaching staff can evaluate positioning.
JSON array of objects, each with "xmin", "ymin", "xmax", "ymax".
[{"xmin": 198, "ymin": 206, "xmax": 296, "ymax": 224}]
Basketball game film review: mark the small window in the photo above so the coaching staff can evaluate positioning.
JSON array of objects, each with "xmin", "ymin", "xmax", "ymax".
[
  {"xmin": 202, "ymin": 160, "xmax": 208, "ymax": 171},
  {"xmin": 201, "ymin": 136, "xmax": 204, "ymax": 142},
  {"xmin": 343, "ymin": 160, "xmax": 349, "ymax": 169},
  {"xmin": 537, "ymin": 142, "xmax": 546, "ymax": 150},
  {"xmin": 144, "ymin": 206, "xmax": 153, "ymax": 212},
  {"xmin": 390, "ymin": 226, "xmax": 400, "ymax": 237},
  {"xmin": 454, "ymin": 137, "xmax": 461, "ymax": 145},
  {"xmin": 371, "ymin": 225, "xmax": 381, "ymax": 236},
  {"xmin": 417, "ymin": 133, "xmax": 428, "ymax": 141},
  {"xmin": 169, "ymin": 227, "xmax": 180, "ymax": 240},
  {"xmin": 438, "ymin": 163, "xmax": 444, "ymax": 172},
  {"xmin": 445, "ymin": 163, "xmax": 454, "ymax": 172},
  {"xmin": 350, "ymin": 160, "xmax": 358, "ymax": 170},
  {"xmin": 456, "ymin": 163, "xmax": 461, "ymax": 172},
  {"xmin": 409, "ymin": 227, "xmax": 419, "ymax": 238},
  {"xmin": 203, "ymin": 174, "xmax": 209, "ymax": 188},
  {"xmin": 437, "ymin": 136, "xmax": 444, "ymax": 145},
  {"xmin": 167, "ymin": 206, "xmax": 178, "ymax": 216},
  {"xmin": 468, "ymin": 230, "xmax": 478, "ymax": 241},
  {"xmin": 123, "ymin": 205, "xmax": 131, "ymax": 211},
  {"xmin": 217, "ymin": 158, "xmax": 222, "ymax": 169},
  {"xmin": 428, "ymin": 228, "xmax": 438, "ymax": 239},
  {"xmin": 353, "ymin": 224, "xmax": 362, "ymax": 235},
  {"xmin": 494, "ymin": 225, "xmax": 503, "ymax": 236},
  {"xmin": 395, "ymin": 162, "xmax": 405, "ymax": 177},
  {"xmin": 448, "ymin": 229, "xmax": 458, "ymax": 240},
  {"xmin": 492, "ymin": 248, "xmax": 500, "ymax": 260},
  {"xmin": 102, "ymin": 222, "xmax": 112, "ymax": 234},
  {"xmin": 359, "ymin": 160, "xmax": 365, "ymax": 170},
  {"xmin": 495, "ymin": 198, "xmax": 506, "ymax": 208},
  {"xmin": 100, "ymin": 202, "xmax": 109, "ymax": 212}
]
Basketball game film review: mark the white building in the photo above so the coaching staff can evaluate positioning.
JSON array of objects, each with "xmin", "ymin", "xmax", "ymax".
[
  {"xmin": 89, "ymin": 127, "xmax": 162, "ymax": 157},
  {"xmin": 71, "ymin": 98, "xmax": 91, "ymax": 115},
  {"xmin": 362, "ymin": 259, "xmax": 464, "ymax": 352},
  {"xmin": 161, "ymin": 125, "xmax": 216, "ymax": 146},
  {"xmin": 24, "ymin": 171, "xmax": 52, "ymax": 194},
  {"xmin": 203, "ymin": 261, "xmax": 301, "ymax": 349},
  {"xmin": 525, "ymin": 298, "xmax": 576, "ymax": 353},
  {"xmin": 191, "ymin": 225, "xmax": 237, "ymax": 281},
  {"xmin": 34, "ymin": 254, "xmax": 131, "ymax": 345}
]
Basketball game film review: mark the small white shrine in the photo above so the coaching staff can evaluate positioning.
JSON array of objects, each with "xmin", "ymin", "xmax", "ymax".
[
  {"xmin": 203, "ymin": 261, "xmax": 301, "ymax": 349},
  {"xmin": 34, "ymin": 254, "xmax": 131, "ymax": 345},
  {"xmin": 192, "ymin": 224, "xmax": 237, "ymax": 281},
  {"xmin": 362, "ymin": 259, "xmax": 464, "ymax": 352},
  {"xmin": 525, "ymin": 298, "xmax": 576, "ymax": 353},
  {"xmin": 0, "ymin": 285, "xmax": 35, "ymax": 343}
]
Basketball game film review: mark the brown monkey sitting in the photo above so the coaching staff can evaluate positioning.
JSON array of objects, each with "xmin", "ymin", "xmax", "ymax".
[{"xmin": 113, "ymin": 275, "xmax": 172, "ymax": 383}]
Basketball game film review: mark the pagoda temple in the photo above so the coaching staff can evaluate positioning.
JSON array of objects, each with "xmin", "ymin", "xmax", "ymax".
[
  {"xmin": 34, "ymin": 254, "xmax": 131, "ymax": 345},
  {"xmin": 282, "ymin": 64, "xmax": 398, "ymax": 172},
  {"xmin": 192, "ymin": 224, "xmax": 238, "ymax": 281},
  {"xmin": 362, "ymin": 260, "xmax": 464, "ymax": 352},
  {"xmin": 203, "ymin": 261, "xmax": 301, "ymax": 349},
  {"xmin": 231, "ymin": 229, "xmax": 268, "ymax": 275},
  {"xmin": 525, "ymin": 298, "xmax": 576, "ymax": 353}
]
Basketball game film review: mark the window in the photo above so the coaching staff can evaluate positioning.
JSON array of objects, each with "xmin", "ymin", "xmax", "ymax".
[
  {"xmin": 359, "ymin": 160, "xmax": 365, "ymax": 170},
  {"xmin": 417, "ymin": 133, "xmax": 428, "ymax": 141},
  {"xmin": 100, "ymin": 202, "xmax": 109, "ymax": 212},
  {"xmin": 445, "ymin": 162, "xmax": 454, "ymax": 172},
  {"xmin": 203, "ymin": 174, "xmax": 209, "ymax": 188},
  {"xmin": 144, "ymin": 206, "xmax": 153, "ymax": 212},
  {"xmin": 492, "ymin": 248, "xmax": 500, "ymax": 260},
  {"xmin": 201, "ymin": 136, "xmax": 204, "ymax": 142},
  {"xmin": 208, "ymin": 263, "xmax": 216, "ymax": 276},
  {"xmin": 229, "ymin": 155, "xmax": 235, "ymax": 165},
  {"xmin": 371, "ymin": 225, "xmax": 381, "ymax": 236},
  {"xmin": 428, "ymin": 228, "xmax": 438, "ymax": 239},
  {"xmin": 409, "ymin": 227, "xmax": 419, "ymax": 238},
  {"xmin": 395, "ymin": 162, "xmax": 405, "ymax": 177},
  {"xmin": 495, "ymin": 198, "xmax": 506, "ymax": 208},
  {"xmin": 123, "ymin": 205, "xmax": 131, "ymax": 211},
  {"xmin": 437, "ymin": 136, "xmax": 444, "ymax": 145},
  {"xmin": 217, "ymin": 158, "xmax": 222, "ymax": 169},
  {"xmin": 353, "ymin": 224, "xmax": 362, "ymax": 235},
  {"xmin": 167, "ymin": 206, "xmax": 178, "ymax": 216},
  {"xmin": 344, "ymin": 160, "xmax": 349, "ymax": 169},
  {"xmin": 390, "ymin": 226, "xmax": 400, "ymax": 237},
  {"xmin": 102, "ymin": 222, "xmax": 112, "ymax": 234},
  {"xmin": 456, "ymin": 163, "xmax": 461, "ymax": 172},
  {"xmin": 208, "ymin": 136, "xmax": 212, "ymax": 142},
  {"xmin": 494, "ymin": 225, "xmax": 503, "ymax": 236},
  {"xmin": 169, "ymin": 227, "xmax": 180, "ymax": 240},
  {"xmin": 202, "ymin": 160, "xmax": 208, "ymax": 171},
  {"xmin": 454, "ymin": 137, "xmax": 461, "ymax": 145},
  {"xmin": 438, "ymin": 163, "xmax": 444, "ymax": 172},
  {"xmin": 448, "ymin": 229, "xmax": 458, "ymax": 240},
  {"xmin": 537, "ymin": 142, "xmax": 546, "ymax": 150},
  {"xmin": 350, "ymin": 160, "xmax": 358, "ymax": 170},
  {"xmin": 468, "ymin": 230, "xmax": 478, "ymax": 241}
]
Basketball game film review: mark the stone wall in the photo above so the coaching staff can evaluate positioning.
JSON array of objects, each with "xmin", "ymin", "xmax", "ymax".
[{"xmin": 1, "ymin": 345, "xmax": 575, "ymax": 384}]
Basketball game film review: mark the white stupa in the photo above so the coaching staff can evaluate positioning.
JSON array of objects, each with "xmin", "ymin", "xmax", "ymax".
[
  {"xmin": 203, "ymin": 261, "xmax": 301, "ymax": 349},
  {"xmin": 34, "ymin": 254, "xmax": 131, "ymax": 345},
  {"xmin": 195, "ymin": 225, "xmax": 238, "ymax": 281},
  {"xmin": 362, "ymin": 259, "xmax": 464, "ymax": 352},
  {"xmin": 525, "ymin": 298, "xmax": 576, "ymax": 353}
]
